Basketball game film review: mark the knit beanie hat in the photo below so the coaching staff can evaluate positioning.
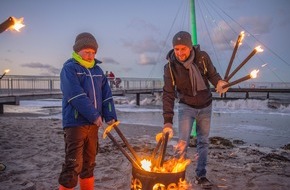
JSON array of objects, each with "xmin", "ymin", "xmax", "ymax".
[
  {"xmin": 172, "ymin": 31, "xmax": 192, "ymax": 48},
  {"xmin": 73, "ymin": 32, "xmax": 98, "ymax": 52}
]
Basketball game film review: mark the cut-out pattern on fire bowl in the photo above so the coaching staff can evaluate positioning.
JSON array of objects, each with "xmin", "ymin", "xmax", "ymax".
[{"xmin": 131, "ymin": 164, "xmax": 187, "ymax": 190}]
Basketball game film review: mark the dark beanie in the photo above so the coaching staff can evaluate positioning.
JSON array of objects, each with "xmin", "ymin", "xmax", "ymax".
[
  {"xmin": 172, "ymin": 31, "xmax": 192, "ymax": 48},
  {"xmin": 73, "ymin": 32, "xmax": 98, "ymax": 52}
]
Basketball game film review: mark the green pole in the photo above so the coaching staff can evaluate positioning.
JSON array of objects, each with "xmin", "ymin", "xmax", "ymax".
[
  {"xmin": 191, "ymin": 120, "xmax": 197, "ymax": 137},
  {"xmin": 190, "ymin": 0, "xmax": 197, "ymax": 137},
  {"xmin": 190, "ymin": 0, "xmax": 198, "ymax": 45}
]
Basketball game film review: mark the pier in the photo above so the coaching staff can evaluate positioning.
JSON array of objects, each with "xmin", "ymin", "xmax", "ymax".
[{"xmin": 1, "ymin": 75, "xmax": 290, "ymax": 114}]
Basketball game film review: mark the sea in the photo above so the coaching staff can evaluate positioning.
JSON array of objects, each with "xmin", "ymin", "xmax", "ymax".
[{"xmin": 4, "ymin": 94, "xmax": 290, "ymax": 149}]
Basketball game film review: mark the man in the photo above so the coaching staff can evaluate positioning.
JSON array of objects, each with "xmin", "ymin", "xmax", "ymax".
[
  {"xmin": 162, "ymin": 31, "xmax": 228, "ymax": 188},
  {"xmin": 58, "ymin": 32, "xmax": 117, "ymax": 190}
]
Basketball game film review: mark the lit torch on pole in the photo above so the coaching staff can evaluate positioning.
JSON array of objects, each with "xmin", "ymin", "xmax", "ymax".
[
  {"xmin": 225, "ymin": 46, "xmax": 263, "ymax": 82},
  {"xmin": 224, "ymin": 31, "xmax": 245, "ymax": 80},
  {"xmin": 0, "ymin": 69, "xmax": 10, "ymax": 80},
  {"xmin": 0, "ymin": 16, "xmax": 25, "ymax": 33},
  {"xmin": 222, "ymin": 69, "xmax": 259, "ymax": 89}
]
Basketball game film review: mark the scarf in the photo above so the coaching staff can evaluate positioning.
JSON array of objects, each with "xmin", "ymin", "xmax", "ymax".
[
  {"xmin": 181, "ymin": 50, "xmax": 207, "ymax": 96},
  {"xmin": 72, "ymin": 51, "xmax": 95, "ymax": 69}
]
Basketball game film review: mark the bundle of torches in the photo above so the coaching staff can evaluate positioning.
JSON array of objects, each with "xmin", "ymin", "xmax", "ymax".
[
  {"xmin": 103, "ymin": 121, "xmax": 191, "ymax": 174},
  {"xmin": 222, "ymin": 31, "xmax": 263, "ymax": 89},
  {"xmin": 139, "ymin": 133, "xmax": 191, "ymax": 173}
]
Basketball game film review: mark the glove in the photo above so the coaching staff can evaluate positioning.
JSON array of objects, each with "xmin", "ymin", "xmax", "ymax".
[
  {"xmin": 162, "ymin": 123, "xmax": 174, "ymax": 139},
  {"xmin": 216, "ymin": 80, "xmax": 229, "ymax": 95}
]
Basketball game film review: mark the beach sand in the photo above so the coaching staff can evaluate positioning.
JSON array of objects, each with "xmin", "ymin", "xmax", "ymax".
[{"xmin": 1, "ymin": 114, "xmax": 290, "ymax": 190}]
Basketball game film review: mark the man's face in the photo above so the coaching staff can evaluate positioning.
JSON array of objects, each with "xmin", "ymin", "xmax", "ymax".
[
  {"xmin": 173, "ymin": 45, "xmax": 191, "ymax": 62},
  {"xmin": 78, "ymin": 48, "xmax": 96, "ymax": 62}
]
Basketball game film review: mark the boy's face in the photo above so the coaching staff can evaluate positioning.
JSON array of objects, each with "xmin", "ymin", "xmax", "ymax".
[{"xmin": 78, "ymin": 48, "xmax": 96, "ymax": 62}]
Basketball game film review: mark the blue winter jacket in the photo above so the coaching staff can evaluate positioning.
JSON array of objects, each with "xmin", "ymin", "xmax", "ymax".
[{"xmin": 60, "ymin": 58, "xmax": 117, "ymax": 128}]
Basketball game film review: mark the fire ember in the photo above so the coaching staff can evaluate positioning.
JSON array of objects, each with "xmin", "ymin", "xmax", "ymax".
[{"xmin": 103, "ymin": 122, "xmax": 192, "ymax": 190}]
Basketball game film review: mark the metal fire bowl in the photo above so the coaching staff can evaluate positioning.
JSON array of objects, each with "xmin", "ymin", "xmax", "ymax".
[{"xmin": 131, "ymin": 164, "xmax": 185, "ymax": 190}]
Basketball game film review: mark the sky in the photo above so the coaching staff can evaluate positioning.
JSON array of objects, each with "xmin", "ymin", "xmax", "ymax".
[{"xmin": 1, "ymin": 0, "xmax": 290, "ymax": 83}]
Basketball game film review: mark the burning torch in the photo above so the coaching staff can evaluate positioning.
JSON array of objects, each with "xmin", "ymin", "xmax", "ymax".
[
  {"xmin": 0, "ymin": 69, "xmax": 10, "ymax": 80},
  {"xmin": 225, "ymin": 46, "xmax": 263, "ymax": 82},
  {"xmin": 0, "ymin": 16, "xmax": 25, "ymax": 33},
  {"xmin": 224, "ymin": 31, "xmax": 245, "ymax": 80},
  {"xmin": 222, "ymin": 69, "xmax": 259, "ymax": 89}
]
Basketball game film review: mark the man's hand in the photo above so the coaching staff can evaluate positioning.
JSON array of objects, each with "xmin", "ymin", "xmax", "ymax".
[
  {"xmin": 93, "ymin": 116, "xmax": 103, "ymax": 127},
  {"xmin": 216, "ymin": 80, "xmax": 229, "ymax": 95},
  {"xmin": 162, "ymin": 123, "xmax": 174, "ymax": 139}
]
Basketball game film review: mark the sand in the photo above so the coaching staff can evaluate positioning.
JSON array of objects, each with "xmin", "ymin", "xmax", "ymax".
[{"xmin": 1, "ymin": 114, "xmax": 290, "ymax": 190}]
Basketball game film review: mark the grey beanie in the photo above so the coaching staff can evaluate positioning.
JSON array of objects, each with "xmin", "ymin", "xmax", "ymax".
[
  {"xmin": 172, "ymin": 31, "xmax": 192, "ymax": 48},
  {"xmin": 73, "ymin": 32, "xmax": 98, "ymax": 52}
]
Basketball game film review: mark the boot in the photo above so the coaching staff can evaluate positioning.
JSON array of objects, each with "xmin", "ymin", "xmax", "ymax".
[
  {"xmin": 79, "ymin": 176, "xmax": 94, "ymax": 190},
  {"xmin": 59, "ymin": 184, "xmax": 74, "ymax": 190}
]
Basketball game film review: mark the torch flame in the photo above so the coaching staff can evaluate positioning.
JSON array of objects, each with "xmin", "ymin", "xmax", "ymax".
[
  {"xmin": 238, "ymin": 31, "xmax": 245, "ymax": 45},
  {"xmin": 250, "ymin": 69, "xmax": 259, "ymax": 78},
  {"xmin": 10, "ymin": 17, "xmax": 25, "ymax": 32},
  {"xmin": 255, "ymin": 45, "xmax": 263, "ymax": 53},
  {"xmin": 4, "ymin": 69, "xmax": 10, "ymax": 73}
]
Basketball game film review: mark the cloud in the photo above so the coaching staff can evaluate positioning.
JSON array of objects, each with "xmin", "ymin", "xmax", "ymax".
[
  {"xmin": 122, "ymin": 36, "xmax": 164, "ymax": 54},
  {"xmin": 2, "ymin": 58, "xmax": 13, "ymax": 64},
  {"xmin": 127, "ymin": 18, "xmax": 159, "ymax": 33},
  {"xmin": 208, "ymin": 21, "xmax": 236, "ymax": 51},
  {"xmin": 21, "ymin": 62, "xmax": 60, "ymax": 75},
  {"xmin": 238, "ymin": 16, "xmax": 273, "ymax": 35},
  {"xmin": 101, "ymin": 57, "xmax": 120, "ymax": 65},
  {"xmin": 138, "ymin": 53, "xmax": 157, "ymax": 65},
  {"xmin": 209, "ymin": 15, "xmax": 273, "ymax": 52}
]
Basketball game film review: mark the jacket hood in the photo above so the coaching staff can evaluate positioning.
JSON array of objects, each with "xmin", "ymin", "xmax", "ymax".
[
  {"xmin": 166, "ymin": 49, "xmax": 176, "ymax": 63},
  {"xmin": 94, "ymin": 59, "xmax": 102, "ymax": 64}
]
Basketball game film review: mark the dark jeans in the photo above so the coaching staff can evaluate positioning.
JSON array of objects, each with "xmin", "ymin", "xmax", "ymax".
[{"xmin": 58, "ymin": 125, "xmax": 99, "ymax": 188}]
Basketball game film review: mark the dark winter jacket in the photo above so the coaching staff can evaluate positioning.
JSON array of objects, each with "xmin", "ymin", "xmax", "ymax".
[
  {"xmin": 163, "ymin": 45, "xmax": 222, "ymax": 124},
  {"xmin": 60, "ymin": 58, "xmax": 117, "ymax": 128}
]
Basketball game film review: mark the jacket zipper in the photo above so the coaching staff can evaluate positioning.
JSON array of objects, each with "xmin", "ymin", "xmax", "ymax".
[{"xmin": 87, "ymin": 69, "xmax": 97, "ymax": 109}]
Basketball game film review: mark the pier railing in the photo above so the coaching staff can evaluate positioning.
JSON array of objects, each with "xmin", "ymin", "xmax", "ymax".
[
  {"xmin": 1, "ymin": 75, "xmax": 290, "ymax": 102},
  {"xmin": 0, "ymin": 75, "xmax": 164, "ymax": 96}
]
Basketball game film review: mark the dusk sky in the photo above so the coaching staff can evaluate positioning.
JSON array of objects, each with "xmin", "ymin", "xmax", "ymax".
[{"xmin": 1, "ymin": 0, "xmax": 290, "ymax": 83}]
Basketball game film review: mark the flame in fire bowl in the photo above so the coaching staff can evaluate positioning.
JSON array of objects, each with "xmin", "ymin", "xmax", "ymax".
[{"xmin": 131, "ymin": 165, "xmax": 186, "ymax": 190}]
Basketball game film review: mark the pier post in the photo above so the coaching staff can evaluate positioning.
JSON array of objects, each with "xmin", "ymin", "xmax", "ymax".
[
  {"xmin": 0, "ymin": 104, "xmax": 3, "ymax": 114},
  {"xmin": 136, "ymin": 93, "xmax": 140, "ymax": 106}
]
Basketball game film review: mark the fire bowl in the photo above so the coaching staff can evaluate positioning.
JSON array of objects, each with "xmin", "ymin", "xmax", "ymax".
[{"xmin": 131, "ymin": 164, "xmax": 186, "ymax": 190}]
